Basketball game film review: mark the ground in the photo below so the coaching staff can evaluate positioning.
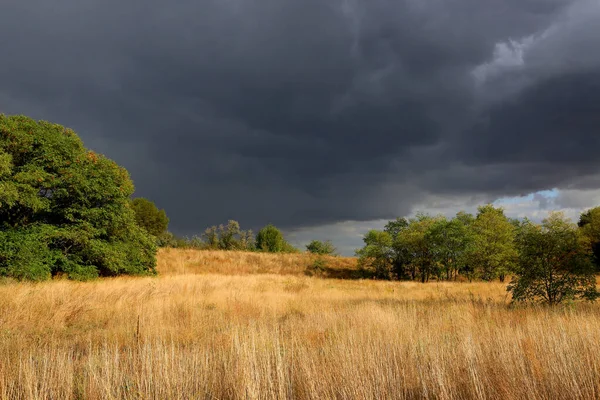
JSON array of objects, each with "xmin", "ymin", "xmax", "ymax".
[{"xmin": 0, "ymin": 249, "xmax": 599, "ymax": 399}]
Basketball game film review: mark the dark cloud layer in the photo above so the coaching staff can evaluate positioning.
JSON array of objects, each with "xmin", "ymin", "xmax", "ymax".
[{"xmin": 1, "ymin": 0, "xmax": 599, "ymax": 234}]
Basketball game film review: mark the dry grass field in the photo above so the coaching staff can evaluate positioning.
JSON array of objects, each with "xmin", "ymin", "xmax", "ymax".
[{"xmin": 1, "ymin": 249, "xmax": 599, "ymax": 399}]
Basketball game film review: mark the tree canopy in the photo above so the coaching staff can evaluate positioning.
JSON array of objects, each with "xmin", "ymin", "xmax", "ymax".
[
  {"xmin": 0, "ymin": 115, "xmax": 156, "ymax": 280},
  {"xmin": 355, "ymin": 205, "xmax": 598, "ymax": 304}
]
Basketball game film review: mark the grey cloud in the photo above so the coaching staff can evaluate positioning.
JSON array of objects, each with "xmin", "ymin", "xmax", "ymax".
[{"xmin": 1, "ymin": 0, "xmax": 599, "ymax": 237}]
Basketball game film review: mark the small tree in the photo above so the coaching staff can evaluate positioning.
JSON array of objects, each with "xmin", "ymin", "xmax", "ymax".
[
  {"xmin": 238, "ymin": 229, "xmax": 255, "ymax": 251},
  {"xmin": 306, "ymin": 240, "xmax": 337, "ymax": 255},
  {"xmin": 130, "ymin": 198, "xmax": 169, "ymax": 237},
  {"xmin": 202, "ymin": 226, "xmax": 219, "ymax": 249},
  {"xmin": 508, "ymin": 213, "xmax": 598, "ymax": 305},
  {"xmin": 218, "ymin": 220, "xmax": 241, "ymax": 250}
]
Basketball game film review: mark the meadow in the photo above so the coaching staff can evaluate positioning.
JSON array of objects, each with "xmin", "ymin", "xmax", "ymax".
[{"xmin": 1, "ymin": 249, "xmax": 599, "ymax": 399}]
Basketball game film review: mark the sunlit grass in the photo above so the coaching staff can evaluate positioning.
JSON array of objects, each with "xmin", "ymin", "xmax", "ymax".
[{"xmin": 0, "ymin": 249, "xmax": 598, "ymax": 399}]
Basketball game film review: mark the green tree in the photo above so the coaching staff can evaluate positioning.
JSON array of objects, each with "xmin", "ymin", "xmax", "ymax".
[
  {"xmin": 509, "ymin": 213, "xmax": 598, "ymax": 305},
  {"xmin": 427, "ymin": 216, "xmax": 473, "ymax": 281},
  {"xmin": 256, "ymin": 224, "xmax": 289, "ymax": 253},
  {"xmin": 238, "ymin": 229, "xmax": 255, "ymax": 251},
  {"xmin": 384, "ymin": 218, "xmax": 411, "ymax": 279},
  {"xmin": 306, "ymin": 240, "xmax": 337, "ymax": 255},
  {"xmin": 218, "ymin": 220, "xmax": 241, "ymax": 250},
  {"xmin": 469, "ymin": 205, "xmax": 517, "ymax": 281},
  {"xmin": 0, "ymin": 115, "xmax": 156, "ymax": 280},
  {"xmin": 203, "ymin": 225, "xmax": 219, "ymax": 249},
  {"xmin": 578, "ymin": 207, "xmax": 600, "ymax": 271},
  {"xmin": 356, "ymin": 230, "xmax": 393, "ymax": 279},
  {"xmin": 130, "ymin": 197, "xmax": 169, "ymax": 237},
  {"xmin": 399, "ymin": 214, "xmax": 438, "ymax": 282},
  {"xmin": 201, "ymin": 220, "xmax": 255, "ymax": 250}
]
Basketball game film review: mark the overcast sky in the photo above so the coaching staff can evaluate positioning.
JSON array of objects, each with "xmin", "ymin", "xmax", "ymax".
[{"xmin": 2, "ymin": 0, "xmax": 600, "ymax": 254}]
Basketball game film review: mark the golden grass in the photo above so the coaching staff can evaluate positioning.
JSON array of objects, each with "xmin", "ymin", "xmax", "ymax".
[
  {"xmin": 156, "ymin": 248, "xmax": 359, "ymax": 277},
  {"xmin": 0, "ymin": 249, "xmax": 599, "ymax": 399}
]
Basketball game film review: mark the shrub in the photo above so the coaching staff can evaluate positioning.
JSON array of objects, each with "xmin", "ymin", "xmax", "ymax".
[
  {"xmin": 256, "ymin": 224, "xmax": 285, "ymax": 252},
  {"xmin": 305, "ymin": 256, "xmax": 327, "ymax": 277},
  {"xmin": 256, "ymin": 224, "xmax": 297, "ymax": 253},
  {"xmin": 201, "ymin": 220, "xmax": 255, "ymax": 250},
  {"xmin": 306, "ymin": 240, "xmax": 337, "ymax": 255}
]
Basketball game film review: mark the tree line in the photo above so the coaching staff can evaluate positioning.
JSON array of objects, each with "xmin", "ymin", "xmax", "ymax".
[
  {"xmin": 356, "ymin": 205, "xmax": 600, "ymax": 304},
  {"xmin": 1, "ymin": 114, "xmax": 598, "ymax": 305},
  {"xmin": 131, "ymin": 198, "xmax": 338, "ymax": 255}
]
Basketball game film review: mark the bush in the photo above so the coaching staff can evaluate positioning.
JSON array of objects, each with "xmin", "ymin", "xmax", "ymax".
[
  {"xmin": 202, "ymin": 220, "xmax": 255, "ymax": 250},
  {"xmin": 0, "ymin": 115, "xmax": 156, "ymax": 280},
  {"xmin": 256, "ymin": 224, "xmax": 297, "ymax": 253},
  {"xmin": 306, "ymin": 240, "xmax": 337, "ymax": 255},
  {"xmin": 305, "ymin": 256, "xmax": 327, "ymax": 277},
  {"xmin": 256, "ymin": 224, "xmax": 284, "ymax": 252}
]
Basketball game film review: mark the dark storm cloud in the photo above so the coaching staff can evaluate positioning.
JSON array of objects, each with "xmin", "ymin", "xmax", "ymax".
[{"xmin": 1, "ymin": 0, "xmax": 599, "ymax": 234}]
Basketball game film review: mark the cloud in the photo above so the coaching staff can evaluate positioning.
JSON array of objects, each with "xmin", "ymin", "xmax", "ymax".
[{"xmin": 1, "ymin": 0, "xmax": 599, "ymax": 240}]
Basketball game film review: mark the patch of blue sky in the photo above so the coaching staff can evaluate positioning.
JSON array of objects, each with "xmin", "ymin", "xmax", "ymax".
[{"xmin": 494, "ymin": 188, "xmax": 558, "ymax": 205}]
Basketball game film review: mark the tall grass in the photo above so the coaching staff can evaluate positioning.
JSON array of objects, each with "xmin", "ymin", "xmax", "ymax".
[
  {"xmin": 0, "ymin": 249, "xmax": 598, "ymax": 399},
  {"xmin": 156, "ymin": 248, "xmax": 358, "ymax": 277}
]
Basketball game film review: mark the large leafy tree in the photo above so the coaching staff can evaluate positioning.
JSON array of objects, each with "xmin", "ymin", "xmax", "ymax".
[
  {"xmin": 509, "ymin": 213, "xmax": 598, "ymax": 305},
  {"xmin": 130, "ymin": 197, "xmax": 169, "ymax": 237},
  {"xmin": 0, "ymin": 115, "xmax": 156, "ymax": 280}
]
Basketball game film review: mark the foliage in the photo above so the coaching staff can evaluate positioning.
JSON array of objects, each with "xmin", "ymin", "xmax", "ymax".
[
  {"xmin": 130, "ymin": 197, "xmax": 169, "ymax": 237},
  {"xmin": 398, "ymin": 214, "xmax": 439, "ymax": 282},
  {"xmin": 202, "ymin": 220, "xmax": 255, "ymax": 251},
  {"xmin": 306, "ymin": 240, "xmax": 337, "ymax": 255},
  {"xmin": 256, "ymin": 224, "xmax": 284, "ymax": 252},
  {"xmin": 0, "ymin": 115, "xmax": 156, "ymax": 280},
  {"xmin": 468, "ymin": 205, "xmax": 517, "ymax": 282},
  {"xmin": 384, "ymin": 218, "xmax": 410, "ymax": 278},
  {"xmin": 305, "ymin": 256, "xmax": 327, "ymax": 277},
  {"xmin": 427, "ymin": 216, "xmax": 474, "ymax": 281},
  {"xmin": 579, "ymin": 207, "xmax": 600, "ymax": 271},
  {"xmin": 255, "ymin": 224, "xmax": 296, "ymax": 253},
  {"xmin": 355, "ymin": 208, "xmax": 519, "ymax": 283},
  {"xmin": 509, "ymin": 213, "xmax": 598, "ymax": 305},
  {"xmin": 356, "ymin": 230, "xmax": 393, "ymax": 279}
]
